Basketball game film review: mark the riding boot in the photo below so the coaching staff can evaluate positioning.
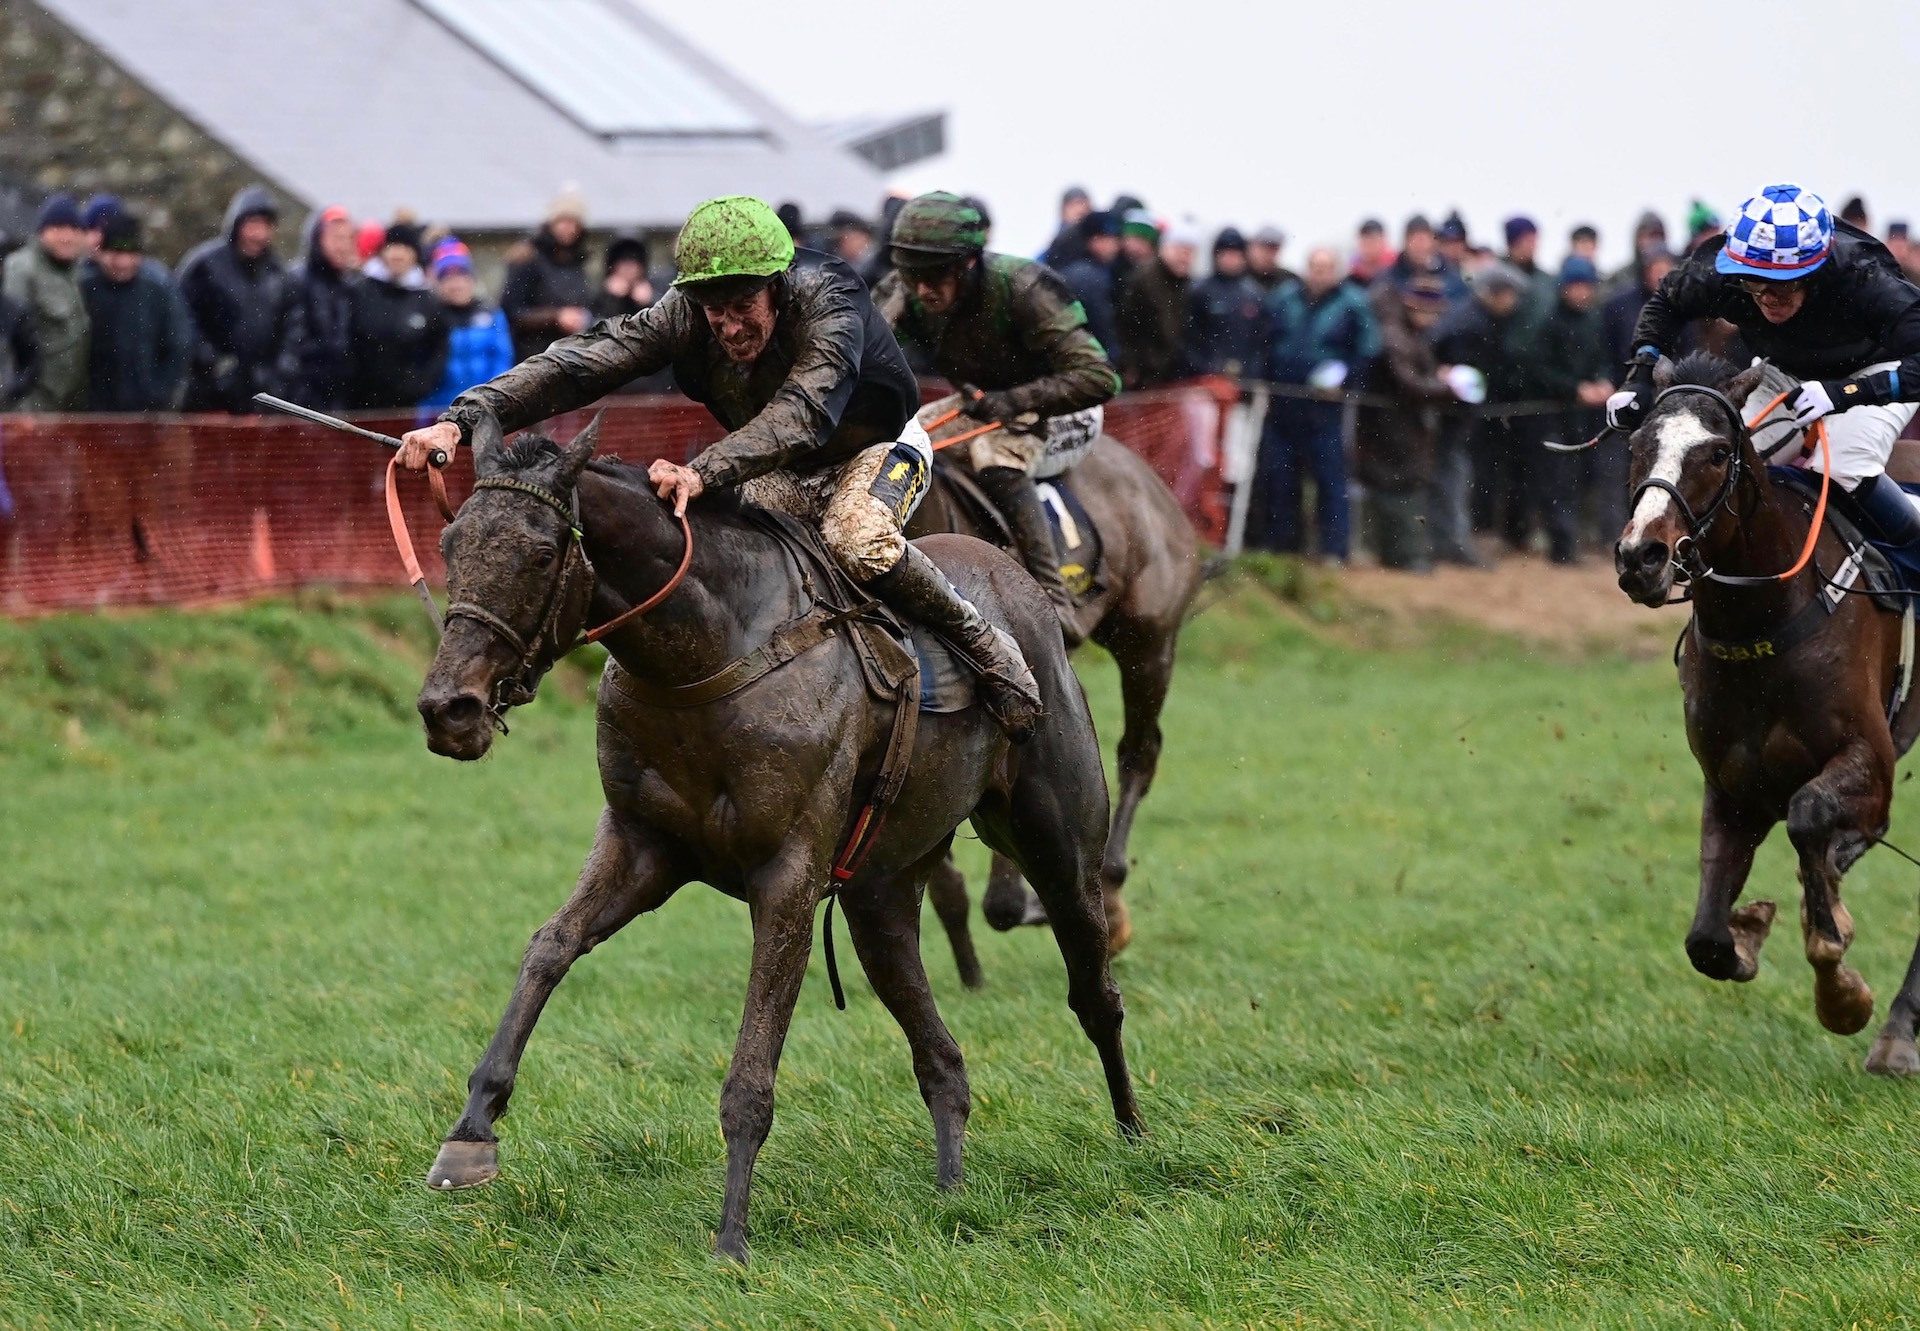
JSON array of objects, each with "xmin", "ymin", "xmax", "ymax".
[
  {"xmin": 865, "ymin": 543, "xmax": 1044, "ymax": 743},
  {"xmin": 974, "ymin": 465, "xmax": 1085, "ymax": 648},
  {"xmin": 1850, "ymin": 473, "xmax": 1920, "ymax": 550}
]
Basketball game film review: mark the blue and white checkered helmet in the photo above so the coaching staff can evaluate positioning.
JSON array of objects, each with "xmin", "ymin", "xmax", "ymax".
[{"xmin": 1715, "ymin": 183, "xmax": 1833, "ymax": 280}]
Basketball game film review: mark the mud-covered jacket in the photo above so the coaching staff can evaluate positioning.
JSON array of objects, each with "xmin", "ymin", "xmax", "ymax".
[
  {"xmin": 1630, "ymin": 220, "xmax": 1920, "ymax": 400},
  {"xmin": 446, "ymin": 250, "xmax": 918, "ymax": 490},
  {"xmin": 873, "ymin": 253, "xmax": 1119, "ymax": 419}
]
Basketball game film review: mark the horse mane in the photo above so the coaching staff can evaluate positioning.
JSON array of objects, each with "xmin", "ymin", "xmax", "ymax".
[
  {"xmin": 1667, "ymin": 351, "xmax": 1743, "ymax": 392},
  {"xmin": 493, "ymin": 429, "xmax": 749, "ymax": 518}
]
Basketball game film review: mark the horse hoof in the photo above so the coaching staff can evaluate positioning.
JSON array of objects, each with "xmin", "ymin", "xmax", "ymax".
[
  {"xmin": 1814, "ymin": 968, "xmax": 1874, "ymax": 1036},
  {"xmin": 1864, "ymin": 1031, "xmax": 1920, "ymax": 1076},
  {"xmin": 1104, "ymin": 894, "xmax": 1133, "ymax": 957},
  {"xmin": 426, "ymin": 1139, "xmax": 499, "ymax": 1191},
  {"xmin": 983, "ymin": 887, "xmax": 1036, "ymax": 932}
]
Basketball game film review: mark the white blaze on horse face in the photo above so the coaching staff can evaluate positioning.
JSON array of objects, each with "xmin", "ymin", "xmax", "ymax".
[{"xmin": 1624, "ymin": 413, "xmax": 1717, "ymax": 545}]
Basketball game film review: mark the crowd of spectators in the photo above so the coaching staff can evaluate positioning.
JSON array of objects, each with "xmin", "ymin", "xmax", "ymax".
[
  {"xmin": 0, "ymin": 184, "xmax": 667, "ymax": 422},
  {"xmin": 5, "ymin": 176, "xmax": 1919, "ymax": 574},
  {"xmin": 1032, "ymin": 186, "xmax": 1920, "ymax": 571}
]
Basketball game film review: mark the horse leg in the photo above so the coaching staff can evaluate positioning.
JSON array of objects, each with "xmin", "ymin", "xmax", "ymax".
[
  {"xmin": 981, "ymin": 851, "xmax": 1048, "ymax": 931},
  {"xmin": 983, "ymin": 789, "xmax": 1143, "ymax": 1138},
  {"xmin": 844, "ymin": 861, "xmax": 972, "ymax": 1189},
  {"xmin": 428, "ymin": 809, "xmax": 683, "ymax": 1190},
  {"xmin": 926, "ymin": 852, "xmax": 985, "ymax": 989},
  {"xmin": 1865, "ymin": 929, "xmax": 1920, "ymax": 1076},
  {"xmin": 1684, "ymin": 788, "xmax": 1776, "ymax": 982},
  {"xmin": 1786, "ymin": 745, "xmax": 1887, "ymax": 1036},
  {"xmin": 715, "ymin": 857, "xmax": 819, "ymax": 1264},
  {"xmin": 1096, "ymin": 625, "xmax": 1178, "ymax": 954}
]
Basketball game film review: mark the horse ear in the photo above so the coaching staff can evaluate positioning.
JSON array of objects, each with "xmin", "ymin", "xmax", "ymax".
[
  {"xmin": 470, "ymin": 411, "xmax": 505, "ymax": 477},
  {"xmin": 1727, "ymin": 361, "xmax": 1767, "ymax": 408},
  {"xmin": 1652, "ymin": 355, "xmax": 1678, "ymax": 391},
  {"xmin": 559, "ymin": 410, "xmax": 603, "ymax": 478}
]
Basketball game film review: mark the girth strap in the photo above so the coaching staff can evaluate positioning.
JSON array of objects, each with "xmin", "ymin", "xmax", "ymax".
[{"xmin": 607, "ymin": 602, "xmax": 859, "ymax": 709}]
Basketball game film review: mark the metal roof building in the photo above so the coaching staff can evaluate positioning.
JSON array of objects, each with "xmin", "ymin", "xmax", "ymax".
[{"xmin": 11, "ymin": 0, "xmax": 941, "ymax": 235}]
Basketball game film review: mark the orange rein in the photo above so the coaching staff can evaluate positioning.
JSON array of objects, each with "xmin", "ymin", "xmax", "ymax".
[
  {"xmin": 1747, "ymin": 389, "xmax": 1832, "ymax": 582},
  {"xmin": 922, "ymin": 403, "xmax": 1007, "ymax": 453},
  {"xmin": 384, "ymin": 453, "xmax": 694, "ymax": 645}
]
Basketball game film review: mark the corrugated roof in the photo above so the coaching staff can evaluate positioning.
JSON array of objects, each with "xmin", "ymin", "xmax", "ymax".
[{"xmin": 33, "ymin": 0, "xmax": 891, "ymax": 230}]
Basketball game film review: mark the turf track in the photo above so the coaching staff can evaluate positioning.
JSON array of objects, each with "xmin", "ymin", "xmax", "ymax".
[{"xmin": 3, "ymin": 585, "xmax": 1918, "ymax": 1329}]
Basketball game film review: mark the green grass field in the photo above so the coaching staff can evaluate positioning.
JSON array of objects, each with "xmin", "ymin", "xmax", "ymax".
[{"xmin": 5, "ymin": 583, "xmax": 1920, "ymax": 1329}]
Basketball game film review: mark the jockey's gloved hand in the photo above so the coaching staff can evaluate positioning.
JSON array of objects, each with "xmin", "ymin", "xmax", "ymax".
[
  {"xmin": 1605, "ymin": 379, "xmax": 1653, "ymax": 431},
  {"xmin": 1785, "ymin": 379, "xmax": 1841, "ymax": 426},
  {"xmin": 960, "ymin": 384, "xmax": 1022, "ymax": 426}
]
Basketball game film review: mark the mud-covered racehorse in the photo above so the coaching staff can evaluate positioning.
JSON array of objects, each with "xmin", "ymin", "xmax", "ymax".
[
  {"xmin": 1615, "ymin": 353, "xmax": 1920, "ymax": 1074},
  {"xmin": 907, "ymin": 433, "xmax": 1204, "ymax": 977},
  {"xmin": 413, "ymin": 415, "xmax": 1143, "ymax": 1260}
]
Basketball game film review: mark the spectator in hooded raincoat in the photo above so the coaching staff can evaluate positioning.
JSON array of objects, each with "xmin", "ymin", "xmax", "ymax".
[
  {"xmin": 79, "ymin": 212, "xmax": 191, "ymax": 411},
  {"xmin": 176, "ymin": 185, "xmax": 290, "ymax": 412},
  {"xmin": 279, "ymin": 205, "xmax": 360, "ymax": 411},
  {"xmin": 2, "ymin": 193, "xmax": 89, "ymax": 411},
  {"xmin": 1354, "ymin": 273, "xmax": 1460, "ymax": 571}
]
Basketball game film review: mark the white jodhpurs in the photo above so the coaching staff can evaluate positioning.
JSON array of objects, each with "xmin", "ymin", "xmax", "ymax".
[{"xmin": 1746, "ymin": 360, "xmax": 1919, "ymax": 491}]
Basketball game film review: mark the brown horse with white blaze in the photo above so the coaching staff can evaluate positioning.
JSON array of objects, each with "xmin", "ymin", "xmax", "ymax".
[{"xmin": 1614, "ymin": 352, "xmax": 1920, "ymax": 1074}]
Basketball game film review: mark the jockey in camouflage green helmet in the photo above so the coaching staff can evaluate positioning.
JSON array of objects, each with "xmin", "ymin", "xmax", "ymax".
[
  {"xmin": 877, "ymin": 192, "xmax": 1121, "ymax": 648},
  {"xmin": 398, "ymin": 194, "xmax": 1042, "ymax": 739}
]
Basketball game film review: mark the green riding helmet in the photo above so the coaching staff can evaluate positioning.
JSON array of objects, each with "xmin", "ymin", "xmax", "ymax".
[
  {"xmin": 890, "ymin": 191, "xmax": 987, "ymax": 271},
  {"xmin": 672, "ymin": 195, "xmax": 795, "ymax": 302}
]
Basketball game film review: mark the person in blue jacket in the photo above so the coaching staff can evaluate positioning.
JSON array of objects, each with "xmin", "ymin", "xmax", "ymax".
[{"xmin": 422, "ymin": 238, "xmax": 514, "ymax": 413}]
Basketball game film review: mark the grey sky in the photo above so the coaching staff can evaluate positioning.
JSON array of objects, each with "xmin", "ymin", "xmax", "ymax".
[{"xmin": 664, "ymin": 0, "xmax": 1920, "ymax": 269}]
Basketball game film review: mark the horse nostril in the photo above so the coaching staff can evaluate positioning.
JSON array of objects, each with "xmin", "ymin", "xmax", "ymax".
[
  {"xmin": 421, "ymin": 690, "xmax": 485, "ymax": 729},
  {"xmin": 1637, "ymin": 541, "xmax": 1671, "ymax": 574}
]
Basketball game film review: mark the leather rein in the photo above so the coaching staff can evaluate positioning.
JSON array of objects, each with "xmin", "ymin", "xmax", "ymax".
[{"xmin": 387, "ymin": 456, "xmax": 693, "ymax": 729}]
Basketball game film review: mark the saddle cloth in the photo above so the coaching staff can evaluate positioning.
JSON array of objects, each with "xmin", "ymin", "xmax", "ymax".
[
  {"xmin": 747, "ymin": 504, "xmax": 974, "ymax": 714},
  {"xmin": 935, "ymin": 458, "xmax": 1105, "ymax": 603}
]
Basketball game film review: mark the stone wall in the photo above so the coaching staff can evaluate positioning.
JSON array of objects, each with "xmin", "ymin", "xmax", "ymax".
[{"xmin": 0, "ymin": 0, "xmax": 305, "ymax": 263}]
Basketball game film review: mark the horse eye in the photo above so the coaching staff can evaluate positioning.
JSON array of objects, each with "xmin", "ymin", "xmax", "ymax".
[
  {"xmin": 531, "ymin": 545, "xmax": 557, "ymax": 568},
  {"xmin": 1710, "ymin": 447, "xmax": 1732, "ymax": 466}
]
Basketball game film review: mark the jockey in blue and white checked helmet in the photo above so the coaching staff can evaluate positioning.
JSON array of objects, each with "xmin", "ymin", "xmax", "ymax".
[{"xmin": 1715, "ymin": 184, "xmax": 1834, "ymax": 281}]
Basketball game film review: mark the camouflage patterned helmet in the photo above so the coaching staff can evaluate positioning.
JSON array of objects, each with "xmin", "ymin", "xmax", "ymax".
[
  {"xmin": 889, "ymin": 191, "xmax": 987, "ymax": 268},
  {"xmin": 672, "ymin": 196, "xmax": 795, "ymax": 300}
]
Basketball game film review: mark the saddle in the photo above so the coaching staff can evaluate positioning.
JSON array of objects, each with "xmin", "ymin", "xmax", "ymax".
[{"xmin": 935, "ymin": 457, "xmax": 1105, "ymax": 602}]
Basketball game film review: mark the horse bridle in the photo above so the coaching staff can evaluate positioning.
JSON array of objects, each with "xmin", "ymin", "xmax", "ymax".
[
  {"xmin": 1627, "ymin": 383, "xmax": 1752, "ymax": 583},
  {"xmin": 444, "ymin": 477, "xmax": 598, "ymax": 729}
]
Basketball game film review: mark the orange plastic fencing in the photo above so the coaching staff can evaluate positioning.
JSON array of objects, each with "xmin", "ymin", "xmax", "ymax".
[{"xmin": 0, "ymin": 386, "xmax": 1225, "ymax": 616}]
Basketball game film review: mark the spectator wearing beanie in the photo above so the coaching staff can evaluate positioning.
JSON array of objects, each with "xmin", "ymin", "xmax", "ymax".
[
  {"xmin": 175, "ymin": 185, "xmax": 289, "ymax": 412},
  {"xmin": 1436, "ymin": 213, "xmax": 1470, "ymax": 274},
  {"xmin": 1376, "ymin": 214, "xmax": 1467, "ymax": 304},
  {"xmin": 501, "ymin": 188, "xmax": 593, "ymax": 361},
  {"xmin": 279, "ymin": 205, "xmax": 361, "ymax": 411},
  {"xmin": 1511, "ymin": 255, "xmax": 1612, "ymax": 564},
  {"xmin": 3, "ymin": 193, "xmax": 90, "ymax": 411},
  {"xmin": 1187, "ymin": 227, "xmax": 1266, "ymax": 377},
  {"xmin": 346, "ymin": 223, "xmax": 448, "ymax": 410},
  {"xmin": 79, "ymin": 212, "xmax": 191, "ymax": 411},
  {"xmin": 1502, "ymin": 215, "xmax": 1553, "ymax": 317},
  {"xmin": 422, "ymin": 239, "xmax": 513, "ymax": 412},
  {"xmin": 589, "ymin": 234, "xmax": 673, "ymax": 394},
  {"xmin": 1354, "ymin": 273, "xmax": 1461, "ymax": 572},
  {"xmin": 1348, "ymin": 218, "xmax": 1393, "ymax": 289},
  {"xmin": 1057, "ymin": 210, "xmax": 1122, "ymax": 359},
  {"xmin": 1116, "ymin": 219, "xmax": 1197, "ymax": 389}
]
